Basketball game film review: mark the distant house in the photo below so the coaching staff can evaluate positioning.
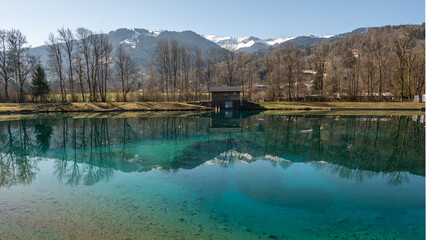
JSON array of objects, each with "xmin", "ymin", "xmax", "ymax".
[
  {"xmin": 209, "ymin": 86, "xmax": 242, "ymax": 109},
  {"xmin": 414, "ymin": 94, "xmax": 426, "ymax": 102}
]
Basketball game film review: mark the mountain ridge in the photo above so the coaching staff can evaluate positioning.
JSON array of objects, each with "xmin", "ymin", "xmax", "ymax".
[{"xmin": 29, "ymin": 24, "xmax": 423, "ymax": 68}]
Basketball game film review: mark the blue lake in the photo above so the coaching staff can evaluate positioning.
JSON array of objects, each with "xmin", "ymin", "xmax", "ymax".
[{"xmin": 0, "ymin": 112, "xmax": 424, "ymax": 239}]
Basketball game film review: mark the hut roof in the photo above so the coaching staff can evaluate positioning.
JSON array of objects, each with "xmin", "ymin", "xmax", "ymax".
[{"xmin": 209, "ymin": 86, "xmax": 242, "ymax": 92}]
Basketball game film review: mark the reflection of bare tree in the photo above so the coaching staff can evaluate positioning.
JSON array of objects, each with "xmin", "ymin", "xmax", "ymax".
[
  {"xmin": 312, "ymin": 162, "xmax": 410, "ymax": 186},
  {"xmin": 387, "ymin": 171, "xmax": 410, "ymax": 186},
  {"xmin": 0, "ymin": 114, "xmax": 423, "ymax": 187},
  {"xmin": 54, "ymin": 117, "xmax": 69, "ymax": 184},
  {"xmin": 0, "ymin": 121, "xmax": 40, "ymax": 187},
  {"xmin": 261, "ymin": 115, "xmax": 424, "ymax": 185},
  {"xmin": 53, "ymin": 118, "xmax": 115, "ymax": 186}
]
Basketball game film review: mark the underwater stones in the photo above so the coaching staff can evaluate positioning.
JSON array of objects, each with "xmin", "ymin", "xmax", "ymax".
[{"xmin": 267, "ymin": 234, "xmax": 278, "ymax": 239}]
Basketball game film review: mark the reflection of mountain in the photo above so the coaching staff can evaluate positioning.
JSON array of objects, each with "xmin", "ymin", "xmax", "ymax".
[
  {"xmin": 0, "ymin": 113, "xmax": 423, "ymax": 187},
  {"xmin": 166, "ymin": 138, "xmax": 263, "ymax": 169}
]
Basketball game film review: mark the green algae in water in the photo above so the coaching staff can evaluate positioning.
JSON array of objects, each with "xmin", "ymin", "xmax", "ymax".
[{"xmin": 0, "ymin": 112, "xmax": 424, "ymax": 239}]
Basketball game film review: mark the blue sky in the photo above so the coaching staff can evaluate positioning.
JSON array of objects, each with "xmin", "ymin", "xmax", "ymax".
[{"xmin": 1, "ymin": 0, "xmax": 424, "ymax": 46}]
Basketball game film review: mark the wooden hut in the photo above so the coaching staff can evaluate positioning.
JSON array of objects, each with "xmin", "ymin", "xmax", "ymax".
[{"xmin": 209, "ymin": 86, "xmax": 242, "ymax": 110}]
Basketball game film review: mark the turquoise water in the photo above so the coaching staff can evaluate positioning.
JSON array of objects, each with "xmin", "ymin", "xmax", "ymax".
[{"xmin": 0, "ymin": 112, "xmax": 424, "ymax": 239}]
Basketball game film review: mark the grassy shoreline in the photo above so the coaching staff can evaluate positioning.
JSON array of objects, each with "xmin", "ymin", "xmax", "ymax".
[
  {"xmin": 0, "ymin": 101, "xmax": 423, "ymax": 114},
  {"xmin": 251, "ymin": 101, "xmax": 425, "ymax": 111},
  {"xmin": 0, "ymin": 102, "xmax": 211, "ymax": 114}
]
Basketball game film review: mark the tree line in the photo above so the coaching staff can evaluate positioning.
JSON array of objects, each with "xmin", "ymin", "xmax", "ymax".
[
  {"xmin": 0, "ymin": 28, "xmax": 139, "ymax": 103},
  {"xmin": 309, "ymin": 25, "xmax": 425, "ymax": 101},
  {"xmin": 0, "ymin": 24, "xmax": 424, "ymax": 103}
]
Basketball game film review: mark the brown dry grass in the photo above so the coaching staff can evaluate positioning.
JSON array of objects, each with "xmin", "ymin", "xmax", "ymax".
[{"xmin": 0, "ymin": 102, "xmax": 210, "ymax": 114}]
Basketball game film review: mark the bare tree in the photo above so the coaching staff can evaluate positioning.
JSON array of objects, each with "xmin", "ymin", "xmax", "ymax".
[
  {"xmin": 404, "ymin": 27, "xmax": 419, "ymax": 100},
  {"xmin": 58, "ymin": 27, "xmax": 76, "ymax": 101},
  {"xmin": 98, "ymin": 35, "xmax": 112, "ymax": 102},
  {"xmin": 180, "ymin": 45, "xmax": 191, "ymax": 100},
  {"xmin": 0, "ymin": 30, "xmax": 10, "ymax": 101},
  {"xmin": 76, "ymin": 28, "xmax": 93, "ymax": 101},
  {"xmin": 193, "ymin": 49, "xmax": 204, "ymax": 100},
  {"xmin": 146, "ymin": 66, "xmax": 158, "ymax": 101},
  {"xmin": 90, "ymin": 34, "xmax": 102, "ymax": 101},
  {"xmin": 205, "ymin": 51, "xmax": 219, "ymax": 88},
  {"xmin": 413, "ymin": 46, "xmax": 425, "ymax": 96},
  {"xmin": 74, "ymin": 53, "xmax": 85, "ymax": 101},
  {"xmin": 393, "ymin": 36, "xmax": 408, "ymax": 100},
  {"xmin": 219, "ymin": 48, "xmax": 241, "ymax": 86},
  {"xmin": 263, "ymin": 51, "xmax": 277, "ymax": 101},
  {"xmin": 340, "ymin": 34, "xmax": 361, "ymax": 100},
  {"xmin": 372, "ymin": 33, "xmax": 391, "ymax": 100},
  {"xmin": 294, "ymin": 52, "xmax": 305, "ymax": 100},
  {"xmin": 312, "ymin": 43, "xmax": 329, "ymax": 98},
  {"xmin": 116, "ymin": 44, "xmax": 137, "ymax": 102},
  {"xmin": 8, "ymin": 29, "xmax": 37, "ymax": 102},
  {"xmin": 170, "ymin": 40, "xmax": 180, "ymax": 101},
  {"xmin": 153, "ymin": 39, "xmax": 171, "ymax": 101},
  {"xmin": 363, "ymin": 33, "xmax": 375, "ymax": 100},
  {"xmin": 47, "ymin": 33, "xmax": 66, "ymax": 102},
  {"xmin": 283, "ymin": 44, "xmax": 299, "ymax": 101}
]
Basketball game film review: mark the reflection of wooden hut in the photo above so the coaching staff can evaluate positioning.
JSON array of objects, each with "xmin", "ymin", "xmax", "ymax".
[
  {"xmin": 207, "ymin": 111, "xmax": 260, "ymax": 133},
  {"xmin": 209, "ymin": 86, "xmax": 242, "ymax": 109},
  {"xmin": 209, "ymin": 111, "xmax": 242, "ymax": 132}
]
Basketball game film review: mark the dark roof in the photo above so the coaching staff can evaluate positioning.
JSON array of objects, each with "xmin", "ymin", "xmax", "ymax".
[{"xmin": 209, "ymin": 86, "xmax": 242, "ymax": 92}]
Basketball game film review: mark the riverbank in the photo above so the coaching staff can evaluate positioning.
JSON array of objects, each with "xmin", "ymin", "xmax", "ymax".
[
  {"xmin": 249, "ymin": 101, "xmax": 425, "ymax": 111},
  {"xmin": 0, "ymin": 101, "xmax": 423, "ymax": 114},
  {"xmin": 0, "ymin": 102, "xmax": 210, "ymax": 114}
]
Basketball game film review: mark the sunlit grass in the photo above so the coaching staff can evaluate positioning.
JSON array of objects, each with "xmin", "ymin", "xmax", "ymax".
[
  {"xmin": 257, "ymin": 101, "xmax": 425, "ymax": 109},
  {"xmin": 0, "ymin": 102, "xmax": 210, "ymax": 114}
]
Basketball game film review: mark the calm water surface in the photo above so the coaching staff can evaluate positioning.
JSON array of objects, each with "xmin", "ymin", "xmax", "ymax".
[{"xmin": 0, "ymin": 111, "xmax": 424, "ymax": 240}]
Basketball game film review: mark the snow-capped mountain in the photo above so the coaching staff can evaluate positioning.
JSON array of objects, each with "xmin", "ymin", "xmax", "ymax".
[
  {"xmin": 203, "ymin": 34, "xmax": 335, "ymax": 52},
  {"xmin": 203, "ymin": 35, "xmax": 296, "ymax": 51}
]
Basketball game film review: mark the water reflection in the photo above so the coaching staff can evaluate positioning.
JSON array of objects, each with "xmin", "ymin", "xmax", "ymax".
[
  {"xmin": 0, "ymin": 121, "xmax": 40, "ymax": 187},
  {"xmin": 0, "ymin": 112, "xmax": 424, "ymax": 187}
]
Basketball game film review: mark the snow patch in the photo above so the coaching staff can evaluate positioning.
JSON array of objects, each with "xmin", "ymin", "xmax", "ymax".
[
  {"xmin": 204, "ymin": 35, "xmax": 233, "ymax": 43},
  {"xmin": 203, "ymin": 150, "xmax": 253, "ymax": 165},
  {"xmin": 119, "ymin": 29, "xmax": 141, "ymax": 48},
  {"xmin": 120, "ymin": 39, "xmax": 136, "ymax": 48},
  {"xmin": 121, "ymin": 28, "xmax": 164, "ymax": 48},
  {"xmin": 265, "ymin": 37, "xmax": 296, "ymax": 46},
  {"xmin": 264, "ymin": 155, "xmax": 292, "ymax": 162},
  {"xmin": 153, "ymin": 30, "xmax": 163, "ymax": 37}
]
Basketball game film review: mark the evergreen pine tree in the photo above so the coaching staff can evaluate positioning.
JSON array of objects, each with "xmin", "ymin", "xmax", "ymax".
[{"xmin": 31, "ymin": 64, "xmax": 50, "ymax": 102}]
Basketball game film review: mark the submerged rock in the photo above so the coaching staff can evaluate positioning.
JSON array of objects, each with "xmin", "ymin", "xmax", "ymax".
[{"xmin": 267, "ymin": 234, "xmax": 278, "ymax": 239}]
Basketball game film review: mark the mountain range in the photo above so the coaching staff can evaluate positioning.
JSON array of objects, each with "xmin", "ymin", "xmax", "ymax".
[{"xmin": 30, "ymin": 27, "xmax": 369, "ymax": 68}]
